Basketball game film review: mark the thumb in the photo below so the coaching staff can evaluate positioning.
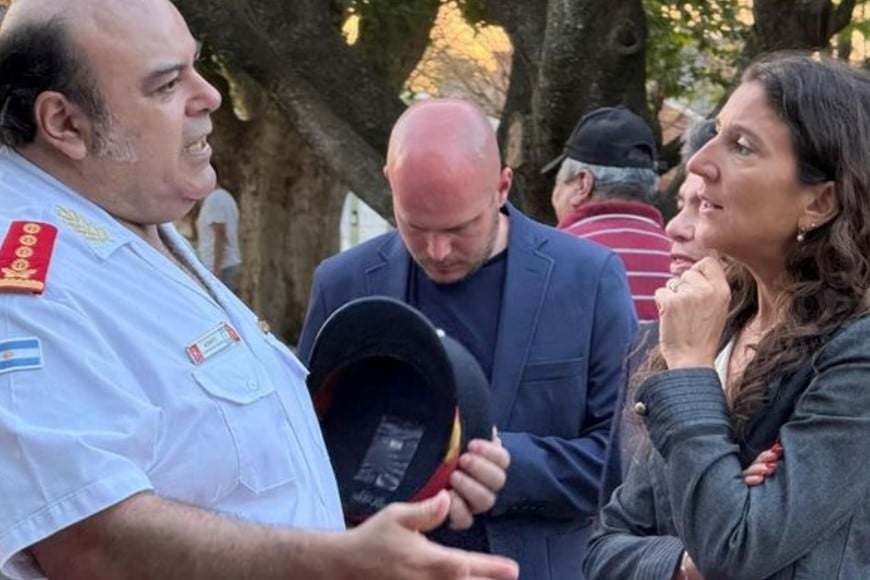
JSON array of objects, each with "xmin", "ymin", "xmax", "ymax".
[
  {"xmin": 691, "ymin": 256, "xmax": 725, "ymax": 281},
  {"xmin": 393, "ymin": 490, "xmax": 451, "ymax": 533}
]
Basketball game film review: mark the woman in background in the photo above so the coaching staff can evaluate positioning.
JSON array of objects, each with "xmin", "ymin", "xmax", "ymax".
[{"xmin": 585, "ymin": 52, "xmax": 870, "ymax": 579}]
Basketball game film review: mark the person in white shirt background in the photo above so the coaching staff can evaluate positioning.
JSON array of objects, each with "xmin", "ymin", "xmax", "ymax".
[{"xmin": 196, "ymin": 186, "xmax": 242, "ymax": 292}]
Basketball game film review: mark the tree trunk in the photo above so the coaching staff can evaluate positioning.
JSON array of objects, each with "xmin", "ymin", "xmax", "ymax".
[
  {"xmin": 481, "ymin": 0, "xmax": 650, "ymax": 223},
  {"xmin": 745, "ymin": 0, "xmax": 857, "ymax": 62},
  {"xmin": 208, "ymin": 74, "xmax": 346, "ymax": 344}
]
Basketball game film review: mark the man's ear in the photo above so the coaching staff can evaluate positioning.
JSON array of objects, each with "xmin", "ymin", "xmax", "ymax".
[
  {"xmin": 803, "ymin": 181, "xmax": 839, "ymax": 230},
  {"xmin": 31, "ymin": 91, "xmax": 90, "ymax": 160},
  {"xmin": 496, "ymin": 166, "xmax": 513, "ymax": 205},
  {"xmin": 571, "ymin": 170, "xmax": 594, "ymax": 206}
]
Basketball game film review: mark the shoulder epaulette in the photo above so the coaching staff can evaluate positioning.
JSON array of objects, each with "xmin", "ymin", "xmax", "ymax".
[{"xmin": 0, "ymin": 221, "xmax": 58, "ymax": 294}]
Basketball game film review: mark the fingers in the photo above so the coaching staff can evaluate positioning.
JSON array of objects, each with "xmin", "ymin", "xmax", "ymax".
[
  {"xmin": 357, "ymin": 496, "xmax": 519, "ymax": 580},
  {"xmin": 387, "ymin": 489, "xmax": 451, "ymax": 533},
  {"xmin": 666, "ymin": 278, "xmax": 680, "ymax": 293},
  {"xmin": 663, "ymin": 257, "xmax": 727, "ymax": 296},
  {"xmin": 438, "ymin": 545, "xmax": 519, "ymax": 580},
  {"xmin": 743, "ymin": 442, "xmax": 784, "ymax": 486},
  {"xmin": 463, "ymin": 555, "xmax": 520, "ymax": 580},
  {"xmin": 450, "ymin": 440, "xmax": 508, "ymax": 514},
  {"xmin": 468, "ymin": 438, "xmax": 510, "ymax": 472},
  {"xmin": 448, "ymin": 464, "xmax": 495, "ymax": 522},
  {"xmin": 690, "ymin": 255, "xmax": 726, "ymax": 280},
  {"xmin": 742, "ymin": 462, "xmax": 774, "ymax": 486},
  {"xmin": 447, "ymin": 489, "xmax": 474, "ymax": 530},
  {"xmin": 445, "ymin": 439, "xmax": 509, "ymax": 529},
  {"xmin": 743, "ymin": 462, "xmax": 777, "ymax": 486}
]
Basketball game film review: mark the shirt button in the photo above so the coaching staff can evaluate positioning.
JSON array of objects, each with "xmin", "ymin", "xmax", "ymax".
[
  {"xmin": 633, "ymin": 402, "xmax": 647, "ymax": 415},
  {"xmin": 246, "ymin": 380, "xmax": 259, "ymax": 392}
]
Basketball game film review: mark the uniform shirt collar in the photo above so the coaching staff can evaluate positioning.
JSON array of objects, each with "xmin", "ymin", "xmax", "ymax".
[{"xmin": 2, "ymin": 148, "xmax": 146, "ymax": 260}]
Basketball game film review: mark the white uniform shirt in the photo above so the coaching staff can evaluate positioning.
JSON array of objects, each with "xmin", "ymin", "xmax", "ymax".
[
  {"xmin": 195, "ymin": 187, "xmax": 241, "ymax": 272},
  {"xmin": 0, "ymin": 150, "xmax": 344, "ymax": 579}
]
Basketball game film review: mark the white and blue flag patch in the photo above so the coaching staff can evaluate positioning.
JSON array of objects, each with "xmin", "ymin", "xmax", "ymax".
[{"xmin": 0, "ymin": 337, "xmax": 43, "ymax": 375}]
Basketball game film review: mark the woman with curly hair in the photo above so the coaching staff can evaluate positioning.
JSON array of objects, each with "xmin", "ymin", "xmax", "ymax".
[{"xmin": 584, "ymin": 52, "xmax": 870, "ymax": 580}]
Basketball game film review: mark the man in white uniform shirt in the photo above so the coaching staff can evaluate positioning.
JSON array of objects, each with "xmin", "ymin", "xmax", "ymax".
[
  {"xmin": 0, "ymin": 0, "xmax": 515, "ymax": 579},
  {"xmin": 196, "ymin": 186, "xmax": 242, "ymax": 292}
]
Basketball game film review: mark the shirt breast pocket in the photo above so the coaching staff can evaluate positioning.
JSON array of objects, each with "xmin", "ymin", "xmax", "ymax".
[{"xmin": 193, "ymin": 345, "xmax": 297, "ymax": 493}]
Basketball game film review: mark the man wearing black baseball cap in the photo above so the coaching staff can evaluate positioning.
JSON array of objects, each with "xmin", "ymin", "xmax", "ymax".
[{"xmin": 543, "ymin": 106, "xmax": 671, "ymax": 322}]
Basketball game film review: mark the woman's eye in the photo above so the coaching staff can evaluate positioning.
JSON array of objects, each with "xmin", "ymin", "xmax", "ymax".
[{"xmin": 733, "ymin": 137, "xmax": 752, "ymax": 155}]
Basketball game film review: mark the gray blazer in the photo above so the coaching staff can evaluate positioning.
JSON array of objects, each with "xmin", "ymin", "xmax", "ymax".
[{"xmin": 584, "ymin": 315, "xmax": 870, "ymax": 579}]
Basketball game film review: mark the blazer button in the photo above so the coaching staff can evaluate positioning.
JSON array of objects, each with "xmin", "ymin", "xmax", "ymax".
[{"xmin": 633, "ymin": 401, "xmax": 647, "ymax": 415}]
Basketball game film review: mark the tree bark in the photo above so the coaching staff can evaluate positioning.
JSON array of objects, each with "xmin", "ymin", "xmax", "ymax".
[
  {"xmin": 479, "ymin": 0, "xmax": 650, "ymax": 223},
  {"xmin": 745, "ymin": 0, "xmax": 858, "ymax": 62},
  {"xmin": 206, "ymin": 72, "xmax": 346, "ymax": 343}
]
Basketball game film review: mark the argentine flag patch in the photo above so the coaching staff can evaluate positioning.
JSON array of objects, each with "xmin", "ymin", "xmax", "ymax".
[{"xmin": 0, "ymin": 338, "xmax": 43, "ymax": 375}]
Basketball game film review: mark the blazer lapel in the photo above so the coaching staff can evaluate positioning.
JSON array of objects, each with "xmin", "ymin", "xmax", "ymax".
[
  {"xmin": 491, "ymin": 207, "xmax": 554, "ymax": 426},
  {"xmin": 364, "ymin": 233, "xmax": 412, "ymax": 300}
]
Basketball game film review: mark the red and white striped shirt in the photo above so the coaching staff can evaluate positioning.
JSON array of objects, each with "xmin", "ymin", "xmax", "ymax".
[{"xmin": 558, "ymin": 200, "xmax": 671, "ymax": 322}]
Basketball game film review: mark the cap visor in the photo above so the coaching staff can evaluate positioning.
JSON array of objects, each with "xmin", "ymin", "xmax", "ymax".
[{"xmin": 540, "ymin": 154, "xmax": 565, "ymax": 174}]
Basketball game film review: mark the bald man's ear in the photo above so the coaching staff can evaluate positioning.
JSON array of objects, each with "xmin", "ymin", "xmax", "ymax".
[
  {"xmin": 31, "ymin": 91, "xmax": 90, "ymax": 160},
  {"xmin": 497, "ymin": 166, "xmax": 513, "ymax": 204}
]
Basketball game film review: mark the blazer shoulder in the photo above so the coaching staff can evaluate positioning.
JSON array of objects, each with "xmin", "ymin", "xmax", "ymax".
[
  {"xmin": 315, "ymin": 231, "xmax": 398, "ymax": 274},
  {"xmin": 511, "ymin": 209, "xmax": 614, "ymax": 258},
  {"xmin": 531, "ymin": 219, "xmax": 618, "ymax": 267},
  {"xmin": 818, "ymin": 314, "xmax": 870, "ymax": 361}
]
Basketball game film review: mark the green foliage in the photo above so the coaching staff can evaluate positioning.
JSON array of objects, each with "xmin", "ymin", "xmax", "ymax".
[{"xmin": 644, "ymin": 0, "xmax": 748, "ymax": 114}]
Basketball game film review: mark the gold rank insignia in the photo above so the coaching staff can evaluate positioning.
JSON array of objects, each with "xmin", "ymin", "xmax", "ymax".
[
  {"xmin": 56, "ymin": 207, "xmax": 110, "ymax": 243},
  {"xmin": 0, "ymin": 221, "xmax": 58, "ymax": 294}
]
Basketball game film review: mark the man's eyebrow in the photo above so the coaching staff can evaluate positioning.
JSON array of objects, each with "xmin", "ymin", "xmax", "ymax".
[{"xmin": 141, "ymin": 42, "xmax": 202, "ymax": 90}]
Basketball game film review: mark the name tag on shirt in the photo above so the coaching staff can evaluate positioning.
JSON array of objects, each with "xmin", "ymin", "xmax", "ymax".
[
  {"xmin": 186, "ymin": 322, "xmax": 241, "ymax": 365},
  {"xmin": 0, "ymin": 337, "xmax": 43, "ymax": 375}
]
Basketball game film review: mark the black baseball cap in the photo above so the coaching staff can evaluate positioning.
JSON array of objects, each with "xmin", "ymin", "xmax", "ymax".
[
  {"xmin": 306, "ymin": 297, "xmax": 493, "ymax": 525},
  {"xmin": 541, "ymin": 106, "xmax": 657, "ymax": 173}
]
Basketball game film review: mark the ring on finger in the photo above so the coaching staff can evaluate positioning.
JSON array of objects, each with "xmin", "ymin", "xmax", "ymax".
[{"xmin": 667, "ymin": 279, "xmax": 685, "ymax": 293}]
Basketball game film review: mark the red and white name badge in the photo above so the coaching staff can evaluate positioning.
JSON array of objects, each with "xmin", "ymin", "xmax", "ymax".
[{"xmin": 186, "ymin": 322, "xmax": 241, "ymax": 365}]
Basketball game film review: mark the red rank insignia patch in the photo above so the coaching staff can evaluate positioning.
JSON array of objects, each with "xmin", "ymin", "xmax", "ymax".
[{"xmin": 0, "ymin": 221, "xmax": 58, "ymax": 294}]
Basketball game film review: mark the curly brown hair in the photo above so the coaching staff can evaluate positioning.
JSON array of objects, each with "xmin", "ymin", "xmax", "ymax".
[{"xmin": 635, "ymin": 52, "xmax": 870, "ymax": 439}]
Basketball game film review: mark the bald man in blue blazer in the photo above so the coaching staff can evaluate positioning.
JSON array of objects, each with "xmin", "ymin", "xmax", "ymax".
[{"xmin": 298, "ymin": 98, "xmax": 637, "ymax": 580}]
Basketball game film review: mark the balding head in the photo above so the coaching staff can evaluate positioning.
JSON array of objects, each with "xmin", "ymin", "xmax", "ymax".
[
  {"xmin": 0, "ymin": 0, "xmax": 108, "ymax": 147},
  {"xmin": 386, "ymin": 98, "xmax": 502, "ymax": 190},
  {"xmin": 0, "ymin": 0, "xmax": 221, "ymax": 231},
  {"xmin": 385, "ymin": 99, "xmax": 505, "ymax": 217},
  {"xmin": 1, "ymin": 0, "xmax": 151, "ymax": 34},
  {"xmin": 385, "ymin": 98, "xmax": 512, "ymax": 284},
  {"xmin": 0, "ymin": 0, "xmax": 186, "ymax": 148}
]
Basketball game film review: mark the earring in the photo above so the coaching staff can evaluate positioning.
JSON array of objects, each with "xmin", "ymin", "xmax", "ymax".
[{"xmin": 797, "ymin": 227, "xmax": 806, "ymax": 243}]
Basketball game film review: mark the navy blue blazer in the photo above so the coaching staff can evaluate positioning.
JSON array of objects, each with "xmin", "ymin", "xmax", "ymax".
[{"xmin": 298, "ymin": 204, "xmax": 638, "ymax": 580}]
